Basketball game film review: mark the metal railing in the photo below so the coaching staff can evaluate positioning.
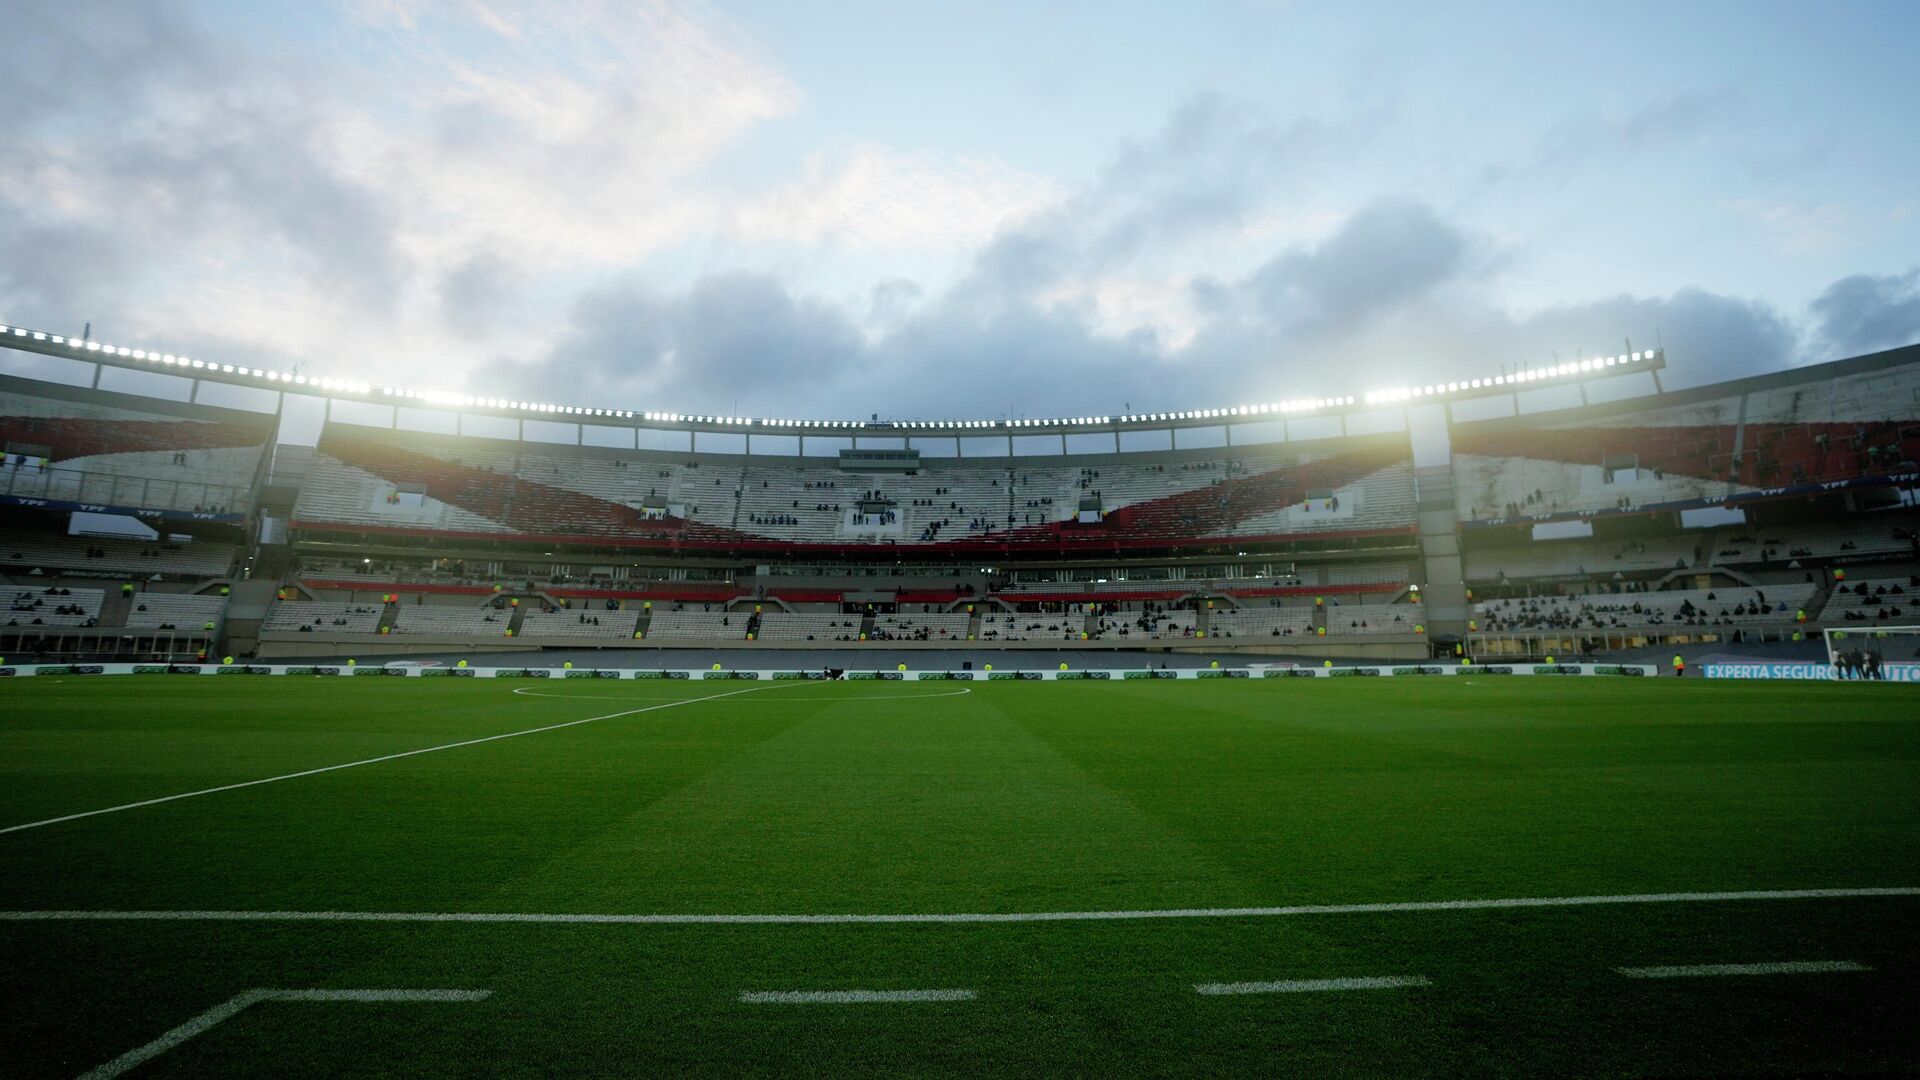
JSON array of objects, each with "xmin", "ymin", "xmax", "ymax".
[{"xmin": 0, "ymin": 463, "xmax": 249, "ymax": 514}]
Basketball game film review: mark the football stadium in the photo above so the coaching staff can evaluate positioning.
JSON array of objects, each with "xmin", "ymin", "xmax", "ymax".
[
  {"xmin": 7, "ymin": 5, "xmax": 1920, "ymax": 1077},
  {"xmin": 3, "ymin": 324, "xmax": 1918, "ymax": 1076}
]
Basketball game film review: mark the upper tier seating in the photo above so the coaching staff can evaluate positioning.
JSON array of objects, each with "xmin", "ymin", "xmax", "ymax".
[
  {"xmin": 4, "ymin": 586, "xmax": 104, "ymax": 627},
  {"xmin": 1463, "ymin": 536, "xmax": 1700, "ymax": 582},
  {"xmin": 1325, "ymin": 563, "xmax": 1413, "ymax": 586},
  {"xmin": 1, "ymin": 390, "xmax": 270, "ymax": 514},
  {"xmin": 1453, "ymin": 364, "xmax": 1920, "ymax": 522},
  {"xmin": 293, "ymin": 425, "xmax": 1418, "ymax": 548},
  {"xmin": 517, "ymin": 609, "xmax": 640, "ymax": 639},
  {"xmin": 0, "ymin": 531, "xmax": 234, "ymax": 579},
  {"xmin": 262, "ymin": 601, "xmax": 384, "ymax": 634},
  {"xmin": 124, "ymin": 593, "xmax": 227, "ymax": 630},
  {"xmin": 1707, "ymin": 523, "xmax": 1917, "ymax": 567}
]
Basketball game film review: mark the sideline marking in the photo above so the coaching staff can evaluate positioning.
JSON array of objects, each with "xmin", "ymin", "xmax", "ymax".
[
  {"xmin": 6, "ymin": 887, "xmax": 1914, "ymax": 927},
  {"xmin": 1617, "ymin": 960, "xmax": 1870, "ymax": 979},
  {"xmin": 739, "ymin": 989, "xmax": 976, "ymax": 1004},
  {"xmin": 1196, "ymin": 975, "xmax": 1429, "ymax": 995},
  {"xmin": 0, "ymin": 685, "xmax": 778, "ymax": 836},
  {"xmin": 78, "ymin": 988, "xmax": 491, "ymax": 1080},
  {"xmin": 509, "ymin": 686, "xmax": 975, "ymax": 702}
]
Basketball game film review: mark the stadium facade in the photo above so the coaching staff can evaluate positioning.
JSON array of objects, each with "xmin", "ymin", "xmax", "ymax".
[{"xmin": 3, "ymin": 321, "xmax": 1917, "ymax": 667}]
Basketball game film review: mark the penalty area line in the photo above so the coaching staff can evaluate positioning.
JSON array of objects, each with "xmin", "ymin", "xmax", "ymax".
[
  {"xmin": 5, "ymin": 887, "xmax": 1916, "ymax": 927},
  {"xmin": 1616, "ymin": 960, "xmax": 1871, "ymax": 979},
  {"xmin": 1196, "ymin": 976, "xmax": 1430, "ymax": 995},
  {"xmin": 740, "ymin": 989, "xmax": 976, "ymax": 1004},
  {"xmin": 77, "ymin": 988, "xmax": 491, "ymax": 1080},
  {"xmin": 0, "ymin": 684, "xmax": 779, "ymax": 836}
]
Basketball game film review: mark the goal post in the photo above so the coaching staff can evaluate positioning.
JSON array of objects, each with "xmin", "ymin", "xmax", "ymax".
[{"xmin": 1823, "ymin": 624, "xmax": 1920, "ymax": 679}]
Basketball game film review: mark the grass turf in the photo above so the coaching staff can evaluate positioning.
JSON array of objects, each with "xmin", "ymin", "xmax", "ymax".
[{"xmin": 1, "ymin": 675, "xmax": 1916, "ymax": 1076}]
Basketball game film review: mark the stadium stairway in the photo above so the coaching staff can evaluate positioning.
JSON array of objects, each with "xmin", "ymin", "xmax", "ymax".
[
  {"xmin": 1803, "ymin": 574, "xmax": 1843, "ymax": 625},
  {"xmin": 859, "ymin": 610, "xmax": 877, "ymax": 640},
  {"xmin": 377, "ymin": 598, "xmax": 400, "ymax": 635},
  {"xmin": 507, "ymin": 604, "xmax": 528, "ymax": 638},
  {"xmin": 635, "ymin": 606, "xmax": 653, "ymax": 638},
  {"xmin": 96, "ymin": 587, "xmax": 133, "ymax": 629}
]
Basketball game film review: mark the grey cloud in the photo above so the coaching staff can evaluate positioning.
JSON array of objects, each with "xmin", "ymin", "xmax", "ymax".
[
  {"xmin": 1522, "ymin": 288, "xmax": 1801, "ymax": 385},
  {"xmin": 1810, "ymin": 268, "xmax": 1920, "ymax": 358},
  {"xmin": 0, "ymin": 208, "xmax": 131, "ymax": 329},
  {"xmin": 959, "ymin": 94, "xmax": 1339, "ymax": 307},
  {"xmin": 0, "ymin": 5, "xmax": 213, "ymax": 140},
  {"xmin": 483, "ymin": 193, "xmax": 1820, "ymax": 423},
  {"xmin": 0, "ymin": 5, "xmax": 404, "ymax": 318},
  {"xmin": 1235, "ymin": 200, "xmax": 1470, "ymax": 336},
  {"xmin": 472, "ymin": 273, "xmax": 865, "ymax": 413},
  {"xmin": 439, "ymin": 254, "xmax": 525, "ymax": 338}
]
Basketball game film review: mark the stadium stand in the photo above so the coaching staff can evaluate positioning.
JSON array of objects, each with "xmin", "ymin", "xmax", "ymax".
[
  {"xmin": 4, "ymin": 585, "xmax": 104, "ymax": 627},
  {"xmin": 1452, "ymin": 356, "xmax": 1920, "ymax": 524},
  {"xmin": 391, "ymin": 605, "xmax": 512, "ymax": 635},
  {"xmin": 872, "ymin": 613, "xmax": 971, "ymax": 640},
  {"xmin": 0, "ymin": 531, "xmax": 234, "ymax": 579},
  {"xmin": 1462, "ymin": 536, "xmax": 1700, "ymax": 582},
  {"xmin": 123, "ymin": 592, "xmax": 227, "ymax": 630},
  {"xmin": 261, "ymin": 601, "xmax": 384, "ymax": 634},
  {"xmin": 645, "ymin": 610, "xmax": 746, "ymax": 641},
  {"xmin": 517, "ymin": 609, "xmax": 641, "ymax": 639},
  {"xmin": 1209, "ymin": 605, "xmax": 1318, "ymax": 638},
  {"xmin": 1820, "ymin": 577, "xmax": 1920, "ymax": 625},
  {"xmin": 1706, "ymin": 523, "xmax": 1918, "ymax": 567},
  {"xmin": 1324, "ymin": 602, "xmax": 1419, "ymax": 635},
  {"xmin": 1475, "ymin": 584, "xmax": 1818, "ymax": 632},
  {"xmin": 1094, "ymin": 610, "xmax": 1197, "ymax": 640},
  {"xmin": 977, "ymin": 612, "xmax": 1082, "ymax": 642},
  {"xmin": 753, "ymin": 612, "xmax": 856, "ymax": 641},
  {"xmin": 0, "ymin": 383, "xmax": 272, "ymax": 514},
  {"xmin": 292, "ymin": 424, "xmax": 1418, "ymax": 550}
]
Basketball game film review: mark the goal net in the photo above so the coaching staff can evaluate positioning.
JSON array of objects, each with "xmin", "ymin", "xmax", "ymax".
[{"xmin": 1823, "ymin": 625, "xmax": 1920, "ymax": 681}]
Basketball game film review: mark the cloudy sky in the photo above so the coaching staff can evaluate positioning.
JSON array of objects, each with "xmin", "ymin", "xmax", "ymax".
[{"xmin": 6, "ymin": 0, "xmax": 1920, "ymax": 424}]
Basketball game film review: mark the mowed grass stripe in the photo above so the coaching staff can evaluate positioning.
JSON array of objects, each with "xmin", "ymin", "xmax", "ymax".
[
  {"xmin": 0, "ymin": 684, "xmax": 782, "ymax": 835},
  {"xmin": 477, "ymin": 686, "xmax": 1253, "ymax": 913},
  {"xmin": 0, "ymin": 679, "xmax": 741, "ymax": 826}
]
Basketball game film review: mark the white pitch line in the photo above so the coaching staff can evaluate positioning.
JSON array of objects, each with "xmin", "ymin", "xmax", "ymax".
[
  {"xmin": 0, "ymin": 685, "xmax": 778, "ymax": 836},
  {"xmin": 739, "ymin": 989, "xmax": 976, "ymax": 1004},
  {"xmin": 77, "ymin": 988, "xmax": 491, "ymax": 1080},
  {"xmin": 1616, "ymin": 960, "xmax": 1871, "ymax": 979},
  {"xmin": 509, "ymin": 686, "xmax": 975, "ymax": 702},
  {"xmin": 1196, "ymin": 976, "xmax": 1430, "ymax": 995},
  {"xmin": 4, "ymin": 887, "xmax": 1914, "ymax": 927}
]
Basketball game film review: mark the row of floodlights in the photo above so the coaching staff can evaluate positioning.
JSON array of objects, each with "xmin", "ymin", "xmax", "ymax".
[
  {"xmin": 2, "ymin": 321, "xmax": 1656, "ymax": 429},
  {"xmin": 3, "ymin": 325, "xmax": 375, "ymax": 394},
  {"xmin": 1361, "ymin": 352, "xmax": 1658, "ymax": 405},
  {"xmin": 0, "ymin": 322, "xmax": 1358, "ymax": 428}
]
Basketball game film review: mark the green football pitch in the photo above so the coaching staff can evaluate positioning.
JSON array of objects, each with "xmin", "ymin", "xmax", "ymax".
[{"xmin": 2, "ymin": 676, "xmax": 1917, "ymax": 1077}]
